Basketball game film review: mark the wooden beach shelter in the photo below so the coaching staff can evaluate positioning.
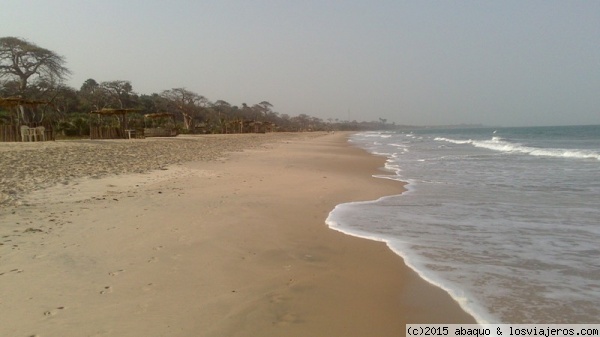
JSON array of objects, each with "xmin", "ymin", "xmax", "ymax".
[
  {"xmin": 0, "ymin": 97, "xmax": 54, "ymax": 142},
  {"xmin": 89, "ymin": 108, "xmax": 142, "ymax": 139},
  {"xmin": 222, "ymin": 119, "xmax": 275, "ymax": 134},
  {"xmin": 0, "ymin": 97, "xmax": 51, "ymax": 109},
  {"xmin": 143, "ymin": 112, "xmax": 178, "ymax": 137},
  {"xmin": 234, "ymin": 119, "xmax": 276, "ymax": 133}
]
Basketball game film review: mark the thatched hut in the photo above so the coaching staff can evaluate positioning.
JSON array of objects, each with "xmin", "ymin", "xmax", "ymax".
[
  {"xmin": 143, "ymin": 113, "xmax": 178, "ymax": 137},
  {"xmin": 0, "ymin": 97, "xmax": 54, "ymax": 142},
  {"xmin": 89, "ymin": 108, "xmax": 142, "ymax": 139},
  {"xmin": 221, "ymin": 119, "xmax": 276, "ymax": 134}
]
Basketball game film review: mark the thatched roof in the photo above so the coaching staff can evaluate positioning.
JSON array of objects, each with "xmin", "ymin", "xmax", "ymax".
[
  {"xmin": 90, "ymin": 108, "xmax": 140, "ymax": 115},
  {"xmin": 0, "ymin": 97, "xmax": 52, "ymax": 108},
  {"xmin": 144, "ymin": 112, "xmax": 174, "ymax": 119}
]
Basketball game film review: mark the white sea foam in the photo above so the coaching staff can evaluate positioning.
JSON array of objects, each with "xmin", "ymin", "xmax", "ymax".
[
  {"xmin": 435, "ymin": 136, "xmax": 600, "ymax": 160},
  {"xmin": 326, "ymin": 203, "xmax": 495, "ymax": 324}
]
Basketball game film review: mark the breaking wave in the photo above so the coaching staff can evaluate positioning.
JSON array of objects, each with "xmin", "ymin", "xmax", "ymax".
[{"xmin": 435, "ymin": 137, "xmax": 600, "ymax": 160}]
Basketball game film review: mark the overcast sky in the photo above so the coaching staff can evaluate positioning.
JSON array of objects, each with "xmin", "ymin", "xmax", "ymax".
[{"xmin": 2, "ymin": 0, "xmax": 599, "ymax": 126}]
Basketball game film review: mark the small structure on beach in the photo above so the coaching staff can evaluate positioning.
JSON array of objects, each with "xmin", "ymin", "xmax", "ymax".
[
  {"xmin": 89, "ymin": 108, "xmax": 143, "ymax": 139},
  {"xmin": 0, "ymin": 97, "xmax": 54, "ymax": 142},
  {"xmin": 143, "ymin": 113, "xmax": 178, "ymax": 137},
  {"xmin": 253, "ymin": 121, "xmax": 276, "ymax": 133},
  {"xmin": 221, "ymin": 119, "xmax": 276, "ymax": 134}
]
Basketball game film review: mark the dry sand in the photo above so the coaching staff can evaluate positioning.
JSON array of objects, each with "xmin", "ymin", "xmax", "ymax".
[
  {"xmin": 0, "ymin": 133, "xmax": 316, "ymax": 206},
  {"xmin": 0, "ymin": 132, "xmax": 474, "ymax": 337}
]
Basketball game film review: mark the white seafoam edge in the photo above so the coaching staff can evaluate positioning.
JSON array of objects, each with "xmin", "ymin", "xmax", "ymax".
[{"xmin": 325, "ymin": 191, "xmax": 496, "ymax": 325}]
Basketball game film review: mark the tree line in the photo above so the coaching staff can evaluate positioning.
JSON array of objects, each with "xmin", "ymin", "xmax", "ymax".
[{"xmin": 1, "ymin": 37, "xmax": 398, "ymax": 136}]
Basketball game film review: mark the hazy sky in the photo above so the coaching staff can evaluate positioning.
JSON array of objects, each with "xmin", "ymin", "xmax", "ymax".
[{"xmin": 2, "ymin": 1, "xmax": 599, "ymax": 126}]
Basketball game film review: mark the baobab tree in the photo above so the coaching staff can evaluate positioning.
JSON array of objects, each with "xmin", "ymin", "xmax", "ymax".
[
  {"xmin": 101, "ymin": 80, "xmax": 134, "ymax": 108},
  {"xmin": 253, "ymin": 101, "xmax": 273, "ymax": 120},
  {"xmin": 79, "ymin": 78, "xmax": 109, "ymax": 111},
  {"xmin": 0, "ymin": 37, "xmax": 70, "ymax": 97},
  {"xmin": 161, "ymin": 88, "xmax": 207, "ymax": 131},
  {"xmin": 0, "ymin": 37, "xmax": 70, "ymax": 123},
  {"xmin": 212, "ymin": 100, "xmax": 232, "ymax": 133}
]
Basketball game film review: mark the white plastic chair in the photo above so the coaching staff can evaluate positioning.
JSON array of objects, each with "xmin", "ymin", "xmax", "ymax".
[
  {"xmin": 36, "ymin": 126, "xmax": 46, "ymax": 141},
  {"xmin": 20, "ymin": 125, "xmax": 31, "ymax": 142}
]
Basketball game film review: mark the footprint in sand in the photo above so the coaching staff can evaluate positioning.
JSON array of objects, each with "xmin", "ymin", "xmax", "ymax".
[
  {"xmin": 43, "ymin": 307, "xmax": 64, "ymax": 317},
  {"xmin": 275, "ymin": 312, "xmax": 300, "ymax": 326},
  {"xmin": 108, "ymin": 269, "xmax": 125, "ymax": 276},
  {"xmin": 142, "ymin": 283, "xmax": 154, "ymax": 292},
  {"xmin": 269, "ymin": 293, "xmax": 289, "ymax": 304},
  {"xmin": 100, "ymin": 286, "xmax": 113, "ymax": 294}
]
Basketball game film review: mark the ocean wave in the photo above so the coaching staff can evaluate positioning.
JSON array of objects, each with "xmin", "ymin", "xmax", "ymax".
[
  {"xmin": 434, "ymin": 137, "xmax": 600, "ymax": 160},
  {"xmin": 360, "ymin": 132, "xmax": 393, "ymax": 138}
]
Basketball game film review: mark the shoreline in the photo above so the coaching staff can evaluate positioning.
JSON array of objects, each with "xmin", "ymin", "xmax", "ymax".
[
  {"xmin": 327, "ymin": 201, "xmax": 486, "ymax": 324},
  {"xmin": 0, "ymin": 132, "xmax": 474, "ymax": 336}
]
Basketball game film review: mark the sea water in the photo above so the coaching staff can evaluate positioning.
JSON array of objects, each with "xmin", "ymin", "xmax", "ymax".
[{"xmin": 326, "ymin": 125, "xmax": 600, "ymax": 324}]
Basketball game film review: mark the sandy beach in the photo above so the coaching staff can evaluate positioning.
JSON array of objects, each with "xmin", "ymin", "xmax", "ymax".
[{"xmin": 0, "ymin": 132, "xmax": 474, "ymax": 337}]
